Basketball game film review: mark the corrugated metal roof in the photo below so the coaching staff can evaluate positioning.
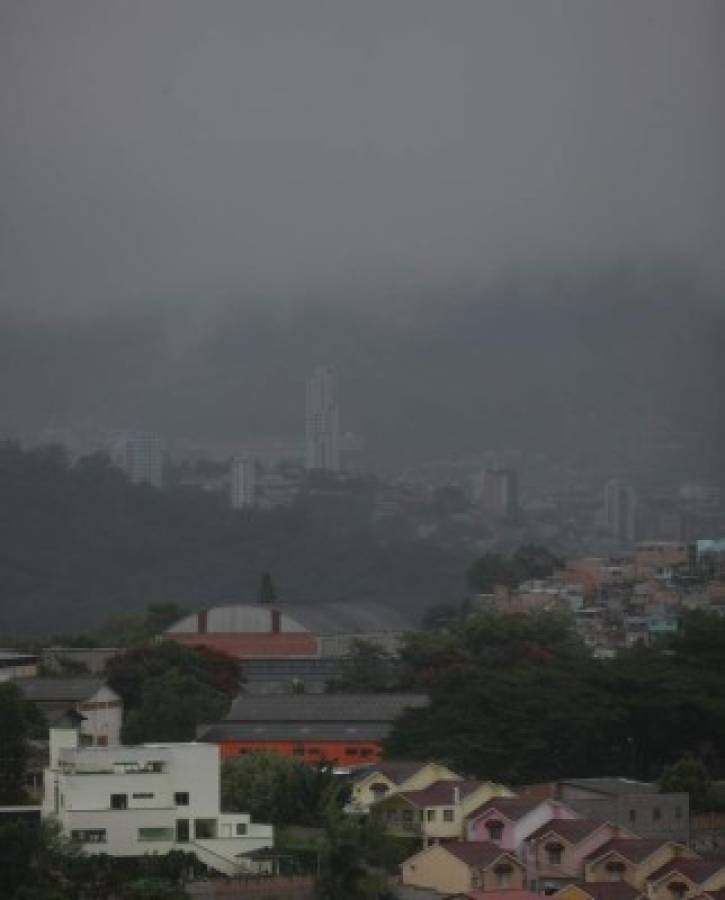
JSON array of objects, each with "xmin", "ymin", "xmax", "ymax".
[
  {"xmin": 226, "ymin": 692, "xmax": 428, "ymax": 722},
  {"xmin": 17, "ymin": 677, "xmax": 107, "ymax": 703}
]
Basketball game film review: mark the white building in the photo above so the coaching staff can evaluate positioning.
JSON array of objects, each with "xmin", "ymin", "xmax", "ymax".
[
  {"xmin": 0, "ymin": 650, "xmax": 39, "ymax": 682},
  {"xmin": 43, "ymin": 727, "xmax": 274, "ymax": 877},
  {"xmin": 230, "ymin": 457, "xmax": 256, "ymax": 509},
  {"xmin": 119, "ymin": 432, "xmax": 165, "ymax": 489},
  {"xmin": 305, "ymin": 366, "xmax": 340, "ymax": 473}
]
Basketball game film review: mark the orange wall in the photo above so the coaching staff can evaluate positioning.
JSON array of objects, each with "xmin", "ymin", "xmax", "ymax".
[{"xmin": 218, "ymin": 739, "xmax": 383, "ymax": 766}]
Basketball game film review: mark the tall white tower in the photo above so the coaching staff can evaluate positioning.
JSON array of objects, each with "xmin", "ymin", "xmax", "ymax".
[
  {"xmin": 231, "ymin": 457, "xmax": 256, "ymax": 509},
  {"xmin": 305, "ymin": 366, "xmax": 341, "ymax": 472},
  {"xmin": 120, "ymin": 432, "xmax": 164, "ymax": 489},
  {"xmin": 604, "ymin": 478, "xmax": 637, "ymax": 546}
]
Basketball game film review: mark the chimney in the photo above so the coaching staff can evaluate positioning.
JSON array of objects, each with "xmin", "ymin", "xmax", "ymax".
[
  {"xmin": 453, "ymin": 785, "xmax": 461, "ymax": 806},
  {"xmin": 271, "ymin": 609, "xmax": 281, "ymax": 634},
  {"xmin": 197, "ymin": 609, "xmax": 208, "ymax": 634}
]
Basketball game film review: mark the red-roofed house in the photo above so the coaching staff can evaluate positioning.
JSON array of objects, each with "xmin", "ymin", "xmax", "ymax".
[
  {"xmin": 585, "ymin": 839, "xmax": 697, "ymax": 890},
  {"xmin": 400, "ymin": 841, "xmax": 525, "ymax": 895},
  {"xmin": 526, "ymin": 820, "xmax": 635, "ymax": 890},
  {"xmin": 466, "ymin": 797, "xmax": 579, "ymax": 851},
  {"xmin": 374, "ymin": 779, "xmax": 514, "ymax": 845},
  {"xmin": 646, "ymin": 858, "xmax": 725, "ymax": 900}
]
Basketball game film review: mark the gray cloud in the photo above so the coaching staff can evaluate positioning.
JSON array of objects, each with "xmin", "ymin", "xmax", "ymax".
[{"xmin": 1, "ymin": 0, "xmax": 723, "ymax": 320}]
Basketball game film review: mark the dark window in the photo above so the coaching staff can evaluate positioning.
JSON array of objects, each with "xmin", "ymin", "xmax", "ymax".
[
  {"xmin": 675, "ymin": 807, "xmax": 682, "ymax": 819},
  {"xmin": 96, "ymin": 736, "xmax": 108, "ymax": 747},
  {"xmin": 133, "ymin": 792, "xmax": 154, "ymax": 800},
  {"xmin": 487, "ymin": 819, "xmax": 504, "ymax": 841},
  {"xmin": 606, "ymin": 861, "xmax": 626, "ymax": 881},
  {"xmin": 71, "ymin": 829, "xmax": 106, "ymax": 844},
  {"xmin": 174, "ymin": 792, "xmax": 189, "ymax": 806},
  {"xmin": 653, "ymin": 807, "xmax": 661, "ymax": 821},
  {"xmin": 426, "ymin": 809, "xmax": 436, "ymax": 822},
  {"xmin": 194, "ymin": 819, "xmax": 217, "ymax": 840},
  {"xmin": 176, "ymin": 819, "xmax": 189, "ymax": 843},
  {"xmin": 235, "ymin": 823, "xmax": 247, "ymax": 836},
  {"xmin": 546, "ymin": 842, "xmax": 563, "ymax": 865},
  {"xmin": 628, "ymin": 809, "xmax": 637, "ymax": 822},
  {"xmin": 111, "ymin": 794, "xmax": 128, "ymax": 810},
  {"xmin": 494, "ymin": 863, "xmax": 513, "ymax": 888},
  {"xmin": 444, "ymin": 808, "xmax": 455, "ymax": 822},
  {"xmin": 669, "ymin": 882, "xmax": 688, "ymax": 900}
]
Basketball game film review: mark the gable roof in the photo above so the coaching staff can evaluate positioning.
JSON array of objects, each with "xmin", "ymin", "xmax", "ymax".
[
  {"xmin": 226, "ymin": 693, "xmax": 428, "ymax": 722},
  {"xmin": 528, "ymin": 818, "xmax": 611, "ymax": 845},
  {"xmin": 466, "ymin": 796, "xmax": 542, "ymax": 823},
  {"xmin": 442, "ymin": 841, "xmax": 516, "ymax": 868},
  {"xmin": 354, "ymin": 761, "xmax": 432, "ymax": 785},
  {"xmin": 397, "ymin": 780, "xmax": 485, "ymax": 808},
  {"xmin": 587, "ymin": 838, "xmax": 675, "ymax": 865},
  {"xmin": 647, "ymin": 859, "xmax": 725, "ymax": 886},
  {"xmin": 562, "ymin": 881, "xmax": 643, "ymax": 900},
  {"xmin": 16, "ymin": 677, "xmax": 107, "ymax": 703},
  {"xmin": 694, "ymin": 891, "xmax": 725, "ymax": 900}
]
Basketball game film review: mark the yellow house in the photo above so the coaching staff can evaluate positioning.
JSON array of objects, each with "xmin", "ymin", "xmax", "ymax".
[
  {"xmin": 400, "ymin": 840, "xmax": 525, "ymax": 895},
  {"xmin": 348, "ymin": 760, "xmax": 461, "ymax": 812},
  {"xmin": 374, "ymin": 779, "xmax": 514, "ymax": 845},
  {"xmin": 585, "ymin": 839, "xmax": 697, "ymax": 890},
  {"xmin": 645, "ymin": 858, "xmax": 725, "ymax": 900},
  {"xmin": 552, "ymin": 881, "xmax": 645, "ymax": 900}
]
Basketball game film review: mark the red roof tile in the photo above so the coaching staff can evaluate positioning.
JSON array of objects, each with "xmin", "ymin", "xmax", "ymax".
[
  {"xmin": 648, "ymin": 859, "xmax": 725, "ymax": 886},
  {"xmin": 528, "ymin": 819, "xmax": 611, "ymax": 845},
  {"xmin": 399, "ymin": 780, "xmax": 485, "ymax": 808},
  {"xmin": 467, "ymin": 797, "xmax": 542, "ymax": 823},
  {"xmin": 586, "ymin": 838, "xmax": 675, "ymax": 864},
  {"xmin": 442, "ymin": 841, "xmax": 514, "ymax": 868},
  {"xmin": 564, "ymin": 881, "xmax": 643, "ymax": 900}
]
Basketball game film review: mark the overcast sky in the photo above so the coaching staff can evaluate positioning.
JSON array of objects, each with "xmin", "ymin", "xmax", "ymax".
[{"xmin": 1, "ymin": 0, "xmax": 724, "ymax": 323}]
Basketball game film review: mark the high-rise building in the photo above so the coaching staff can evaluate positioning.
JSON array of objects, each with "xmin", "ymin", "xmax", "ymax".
[
  {"xmin": 231, "ymin": 457, "xmax": 256, "ymax": 509},
  {"xmin": 305, "ymin": 366, "xmax": 340, "ymax": 472},
  {"xmin": 604, "ymin": 478, "xmax": 637, "ymax": 546},
  {"xmin": 119, "ymin": 432, "xmax": 164, "ymax": 489},
  {"xmin": 479, "ymin": 467, "xmax": 519, "ymax": 518}
]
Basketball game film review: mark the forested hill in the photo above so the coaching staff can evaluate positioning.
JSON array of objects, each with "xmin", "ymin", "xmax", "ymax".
[{"xmin": 0, "ymin": 443, "xmax": 466, "ymax": 636}]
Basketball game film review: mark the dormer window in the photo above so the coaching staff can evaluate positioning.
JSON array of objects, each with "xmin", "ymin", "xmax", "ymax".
[
  {"xmin": 545, "ymin": 842, "xmax": 564, "ymax": 865},
  {"xmin": 487, "ymin": 819, "xmax": 504, "ymax": 841},
  {"xmin": 605, "ymin": 860, "xmax": 626, "ymax": 882},
  {"xmin": 370, "ymin": 782, "xmax": 389, "ymax": 801},
  {"xmin": 668, "ymin": 881, "xmax": 688, "ymax": 900}
]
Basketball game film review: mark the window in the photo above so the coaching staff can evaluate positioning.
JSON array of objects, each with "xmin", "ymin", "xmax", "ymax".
[
  {"xmin": 675, "ymin": 806, "xmax": 682, "ymax": 820},
  {"xmin": 494, "ymin": 863, "xmax": 513, "ymax": 888},
  {"xmin": 96, "ymin": 735, "xmax": 108, "ymax": 747},
  {"xmin": 545, "ymin": 842, "xmax": 563, "ymax": 866},
  {"xmin": 235, "ymin": 823, "xmax": 247, "ymax": 836},
  {"xmin": 346, "ymin": 747, "xmax": 359, "ymax": 756},
  {"xmin": 443, "ymin": 808, "xmax": 455, "ymax": 822},
  {"xmin": 138, "ymin": 827, "xmax": 174, "ymax": 842},
  {"xmin": 426, "ymin": 809, "xmax": 436, "ymax": 822},
  {"xmin": 194, "ymin": 819, "xmax": 217, "ymax": 840},
  {"xmin": 653, "ymin": 807, "xmax": 661, "ymax": 821},
  {"xmin": 371, "ymin": 783, "xmax": 389, "ymax": 801},
  {"xmin": 111, "ymin": 793, "xmax": 128, "ymax": 810},
  {"xmin": 133, "ymin": 792, "xmax": 154, "ymax": 800},
  {"xmin": 360, "ymin": 748, "xmax": 373, "ymax": 758},
  {"xmin": 487, "ymin": 820, "xmax": 504, "ymax": 841},
  {"xmin": 668, "ymin": 882, "xmax": 688, "ymax": 900},
  {"xmin": 628, "ymin": 809, "xmax": 637, "ymax": 823},
  {"xmin": 71, "ymin": 829, "xmax": 106, "ymax": 844},
  {"xmin": 605, "ymin": 861, "xmax": 626, "ymax": 882},
  {"xmin": 174, "ymin": 792, "xmax": 189, "ymax": 806}
]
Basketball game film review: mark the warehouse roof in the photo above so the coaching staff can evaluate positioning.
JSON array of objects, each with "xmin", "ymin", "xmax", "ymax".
[{"xmin": 226, "ymin": 692, "xmax": 428, "ymax": 722}]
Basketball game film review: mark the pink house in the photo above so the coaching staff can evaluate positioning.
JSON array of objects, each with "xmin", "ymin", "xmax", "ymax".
[
  {"xmin": 526, "ymin": 819, "xmax": 635, "ymax": 891},
  {"xmin": 466, "ymin": 797, "xmax": 579, "ymax": 853}
]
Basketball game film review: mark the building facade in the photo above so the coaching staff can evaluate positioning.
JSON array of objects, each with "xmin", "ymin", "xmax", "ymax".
[
  {"xmin": 43, "ymin": 727, "xmax": 273, "ymax": 876},
  {"xmin": 230, "ymin": 457, "xmax": 256, "ymax": 509},
  {"xmin": 119, "ymin": 432, "xmax": 165, "ymax": 489},
  {"xmin": 305, "ymin": 366, "xmax": 340, "ymax": 473}
]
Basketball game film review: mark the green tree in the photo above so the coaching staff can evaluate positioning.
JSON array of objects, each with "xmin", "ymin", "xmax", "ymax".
[
  {"xmin": 327, "ymin": 639, "xmax": 399, "ymax": 693},
  {"xmin": 0, "ymin": 683, "xmax": 29, "ymax": 803},
  {"xmin": 221, "ymin": 752, "xmax": 338, "ymax": 828},
  {"xmin": 660, "ymin": 756, "xmax": 713, "ymax": 812}
]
